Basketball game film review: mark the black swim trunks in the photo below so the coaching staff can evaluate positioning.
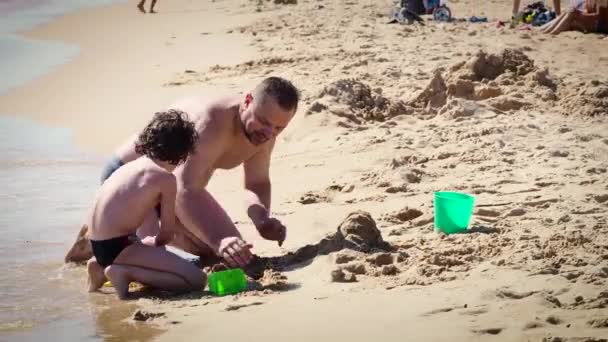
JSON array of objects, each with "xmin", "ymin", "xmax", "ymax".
[
  {"xmin": 90, "ymin": 235, "xmax": 135, "ymax": 267},
  {"xmin": 100, "ymin": 155, "xmax": 161, "ymax": 217}
]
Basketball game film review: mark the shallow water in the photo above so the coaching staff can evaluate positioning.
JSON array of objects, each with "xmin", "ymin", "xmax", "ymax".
[
  {"xmin": 0, "ymin": 116, "xmax": 164, "ymax": 341},
  {"xmin": 0, "ymin": 1, "xmax": 163, "ymax": 340},
  {"xmin": 0, "ymin": 0, "xmax": 127, "ymax": 95}
]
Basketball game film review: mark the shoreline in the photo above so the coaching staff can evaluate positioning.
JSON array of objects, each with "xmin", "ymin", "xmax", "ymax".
[
  {"xmin": 0, "ymin": 0, "xmax": 261, "ymax": 154},
  {"xmin": 0, "ymin": 1, "xmax": 264, "ymax": 340},
  {"xmin": 1, "ymin": 0, "xmax": 607, "ymax": 341}
]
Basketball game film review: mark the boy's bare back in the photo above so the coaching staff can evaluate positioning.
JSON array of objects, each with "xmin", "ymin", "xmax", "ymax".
[{"xmin": 88, "ymin": 158, "xmax": 175, "ymax": 241}]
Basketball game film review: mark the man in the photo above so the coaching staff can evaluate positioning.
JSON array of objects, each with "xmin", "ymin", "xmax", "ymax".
[{"xmin": 67, "ymin": 76, "xmax": 300, "ymax": 267}]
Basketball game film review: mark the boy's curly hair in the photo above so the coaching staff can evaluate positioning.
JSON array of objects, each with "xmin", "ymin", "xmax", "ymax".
[{"xmin": 135, "ymin": 109, "xmax": 198, "ymax": 165}]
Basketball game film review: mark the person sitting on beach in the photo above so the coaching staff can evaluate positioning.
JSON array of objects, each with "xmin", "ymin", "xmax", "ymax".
[
  {"xmin": 68, "ymin": 76, "xmax": 299, "ymax": 269},
  {"xmin": 540, "ymin": 0, "xmax": 608, "ymax": 34},
  {"xmin": 138, "ymin": 0, "xmax": 158, "ymax": 14},
  {"xmin": 512, "ymin": 0, "xmax": 562, "ymax": 18},
  {"xmin": 86, "ymin": 109, "xmax": 206, "ymax": 299}
]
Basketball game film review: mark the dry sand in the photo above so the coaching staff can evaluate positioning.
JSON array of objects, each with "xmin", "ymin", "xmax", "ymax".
[{"xmin": 1, "ymin": 0, "xmax": 607, "ymax": 341}]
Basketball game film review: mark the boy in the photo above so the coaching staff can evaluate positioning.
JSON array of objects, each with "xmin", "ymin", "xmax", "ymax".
[{"xmin": 86, "ymin": 109, "xmax": 206, "ymax": 299}]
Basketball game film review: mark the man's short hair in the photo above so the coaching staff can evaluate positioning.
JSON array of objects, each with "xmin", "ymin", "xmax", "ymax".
[{"xmin": 255, "ymin": 76, "xmax": 300, "ymax": 113}]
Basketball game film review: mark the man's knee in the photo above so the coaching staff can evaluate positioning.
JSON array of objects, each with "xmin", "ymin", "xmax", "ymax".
[
  {"xmin": 185, "ymin": 268, "xmax": 207, "ymax": 290},
  {"xmin": 100, "ymin": 155, "xmax": 124, "ymax": 184},
  {"xmin": 65, "ymin": 224, "xmax": 94, "ymax": 263}
]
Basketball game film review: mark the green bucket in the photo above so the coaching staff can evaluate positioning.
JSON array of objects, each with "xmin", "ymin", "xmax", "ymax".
[
  {"xmin": 208, "ymin": 268, "xmax": 247, "ymax": 296},
  {"xmin": 434, "ymin": 191, "xmax": 475, "ymax": 234}
]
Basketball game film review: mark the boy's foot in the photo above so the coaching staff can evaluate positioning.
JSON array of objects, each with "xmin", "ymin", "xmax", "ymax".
[
  {"xmin": 137, "ymin": 3, "xmax": 146, "ymax": 13},
  {"xmin": 87, "ymin": 260, "xmax": 107, "ymax": 292},
  {"xmin": 150, "ymin": 9, "xmax": 156, "ymax": 13},
  {"xmin": 105, "ymin": 265, "xmax": 130, "ymax": 299}
]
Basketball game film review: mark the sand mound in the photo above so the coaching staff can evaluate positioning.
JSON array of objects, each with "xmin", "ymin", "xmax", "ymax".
[
  {"xmin": 485, "ymin": 95, "xmax": 529, "ymax": 111},
  {"xmin": 337, "ymin": 210, "xmax": 386, "ymax": 251},
  {"xmin": 382, "ymin": 207, "xmax": 424, "ymax": 224},
  {"xmin": 409, "ymin": 49, "xmax": 547, "ymax": 112},
  {"xmin": 409, "ymin": 70, "xmax": 448, "ymax": 108},
  {"xmin": 529, "ymin": 68, "xmax": 558, "ymax": 91},
  {"xmin": 239, "ymin": 211, "xmax": 392, "ymax": 279},
  {"xmin": 558, "ymin": 80, "xmax": 608, "ymax": 117},
  {"xmin": 438, "ymin": 98, "xmax": 481, "ymax": 118},
  {"xmin": 474, "ymin": 85, "xmax": 503, "ymax": 100},
  {"xmin": 450, "ymin": 49, "xmax": 534, "ymax": 82},
  {"xmin": 313, "ymin": 79, "xmax": 411, "ymax": 122}
]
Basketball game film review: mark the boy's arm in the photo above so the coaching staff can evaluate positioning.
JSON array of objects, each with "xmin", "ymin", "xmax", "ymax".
[{"xmin": 155, "ymin": 174, "xmax": 178, "ymax": 246}]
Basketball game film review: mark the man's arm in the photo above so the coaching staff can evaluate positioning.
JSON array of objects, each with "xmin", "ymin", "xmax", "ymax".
[
  {"xmin": 243, "ymin": 139, "xmax": 275, "ymax": 225},
  {"xmin": 173, "ymin": 115, "xmax": 245, "ymax": 257},
  {"xmin": 115, "ymin": 133, "xmax": 143, "ymax": 163},
  {"xmin": 243, "ymin": 139, "xmax": 286, "ymax": 245},
  {"xmin": 155, "ymin": 174, "xmax": 178, "ymax": 246}
]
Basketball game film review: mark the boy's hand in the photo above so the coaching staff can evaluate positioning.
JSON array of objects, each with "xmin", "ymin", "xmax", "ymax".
[{"xmin": 218, "ymin": 237, "xmax": 253, "ymax": 267}]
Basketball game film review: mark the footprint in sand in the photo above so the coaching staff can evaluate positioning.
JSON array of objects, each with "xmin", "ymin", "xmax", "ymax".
[
  {"xmin": 133, "ymin": 310, "xmax": 165, "ymax": 322},
  {"xmin": 593, "ymin": 194, "xmax": 608, "ymax": 204},
  {"xmin": 297, "ymin": 191, "xmax": 329, "ymax": 204},
  {"xmin": 225, "ymin": 302, "xmax": 264, "ymax": 312},
  {"xmin": 546, "ymin": 315, "xmax": 563, "ymax": 325},
  {"xmin": 523, "ymin": 321, "xmax": 545, "ymax": 330},
  {"xmin": 422, "ymin": 307, "xmax": 457, "ymax": 316},
  {"xmin": 472, "ymin": 327, "xmax": 503, "ymax": 335},
  {"xmin": 550, "ymin": 150, "xmax": 570, "ymax": 158},
  {"xmin": 505, "ymin": 208, "xmax": 527, "ymax": 217},
  {"xmin": 587, "ymin": 317, "xmax": 608, "ymax": 328},
  {"xmin": 382, "ymin": 207, "xmax": 424, "ymax": 224},
  {"xmin": 475, "ymin": 209, "xmax": 502, "ymax": 217},
  {"xmin": 496, "ymin": 288, "xmax": 537, "ymax": 300},
  {"xmin": 459, "ymin": 306, "xmax": 489, "ymax": 316},
  {"xmin": 385, "ymin": 183, "xmax": 408, "ymax": 193}
]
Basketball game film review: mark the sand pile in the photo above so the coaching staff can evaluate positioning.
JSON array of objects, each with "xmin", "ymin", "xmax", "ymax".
[
  {"xmin": 409, "ymin": 49, "xmax": 563, "ymax": 114},
  {"xmin": 412, "ymin": 49, "xmax": 605, "ymax": 118},
  {"xmin": 449, "ymin": 49, "xmax": 535, "ymax": 82},
  {"xmin": 308, "ymin": 79, "xmax": 411, "ymax": 122},
  {"xmin": 558, "ymin": 80, "xmax": 608, "ymax": 117},
  {"xmin": 236, "ymin": 211, "xmax": 395, "ymax": 282},
  {"xmin": 409, "ymin": 70, "xmax": 448, "ymax": 108},
  {"xmin": 337, "ymin": 210, "xmax": 389, "ymax": 252}
]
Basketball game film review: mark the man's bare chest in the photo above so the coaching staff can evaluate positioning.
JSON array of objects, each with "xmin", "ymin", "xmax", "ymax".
[{"xmin": 214, "ymin": 142, "xmax": 259, "ymax": 170}]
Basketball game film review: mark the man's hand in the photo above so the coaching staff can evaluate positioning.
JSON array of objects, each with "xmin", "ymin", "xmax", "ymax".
[
  {"xmin": 255, "ymin": 217, "xmax": 286, "ymax": 246},
  {"xmin": 218, "ymin": 236, "xmax": 254, "ymax": 267},
  {"xmin": 141, "ymin": 236, "xmax": 157, "ymax": 247}
]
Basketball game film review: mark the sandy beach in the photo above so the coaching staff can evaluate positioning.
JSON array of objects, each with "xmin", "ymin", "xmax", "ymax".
[{"xmin": 1, "ymin": 0, "xmax": 607, "ymax": 341}]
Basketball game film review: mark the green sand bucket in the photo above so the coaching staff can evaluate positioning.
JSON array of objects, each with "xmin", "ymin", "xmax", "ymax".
[
  {"xmin": 208, "ymin": 268, "xmax": 247, "ymax": 296},
  {"xmin": 434, "ymin": 191, "xmax": 475, "ymax": 234}
]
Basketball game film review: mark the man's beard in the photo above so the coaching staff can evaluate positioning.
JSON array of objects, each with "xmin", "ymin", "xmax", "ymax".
[{"xmin": 244, "ymin": 128, "xmax": 269, "ymax": 145}]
